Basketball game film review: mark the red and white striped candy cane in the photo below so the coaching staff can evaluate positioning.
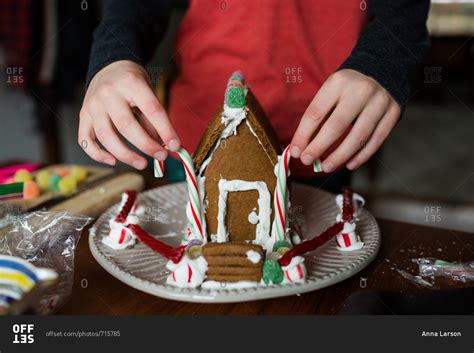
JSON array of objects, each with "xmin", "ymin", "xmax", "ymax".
[
  {"xmin": 271, "ymin": 146, "xmax": 292, "ymax": 243},
  {"xmin": 270, "ymin": 146, "xmax": 322, "ymax": 246},
  {"xmin": 154, "ymin": 147, "xmax": 205, "ymax": 242}
]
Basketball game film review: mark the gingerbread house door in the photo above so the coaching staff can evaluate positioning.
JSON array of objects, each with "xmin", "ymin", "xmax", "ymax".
[{"xmin": 216, "ymin": 179, "xmax": 271, "ymax": 245}]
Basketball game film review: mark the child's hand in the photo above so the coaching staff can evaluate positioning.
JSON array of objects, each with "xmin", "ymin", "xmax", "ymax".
[
  {"xmin": 290, "ymin": 69, "xmax": 400, "ymax": 172},
  {"xmin": 78, "ymin": 60, "xmax": 180, "ymax": 169}
]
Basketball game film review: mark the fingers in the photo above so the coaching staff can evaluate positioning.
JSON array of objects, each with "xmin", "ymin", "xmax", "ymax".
[
  {"xmin": 100, "ymin": 90, "xmax": 168, "ymax": 161},
  {"xmin": 290, "ymin": 79, "xmax": 339, "ymax": 158},
  {"xmin": 87, "ymin": 98, "xmax": 148, "ymax": 169},
  {"xmin": 118, "ymin": 75, "xmax": 181, "ymax": 151},
  {"xmin": 346, "ymin": 103, "xmax": 400, "ymax": 170},
  {"xmin": 299, "ymin": 87, "xmax": 370, "ymax": 167},
  {"xmin": 321, "ymin": 91, "xmax": 391, "ymax": 172},
  {"xmin": 134, "ymin": 108, "xmax": 160, "ymax": 142},
  {"xmin": 78, "ymin": 109, "xmax": 116, "ymax": 165}
]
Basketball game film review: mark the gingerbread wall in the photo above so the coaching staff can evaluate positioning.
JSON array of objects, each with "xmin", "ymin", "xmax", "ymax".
[{"xmin": 203, "ymin": 122, "xmax": 277, "ymax": 243}]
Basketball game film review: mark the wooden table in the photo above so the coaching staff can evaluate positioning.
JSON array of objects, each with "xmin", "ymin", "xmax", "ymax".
[{"xmin": 57, "ymin": 216, "xmax": 474, "ymax": 315}]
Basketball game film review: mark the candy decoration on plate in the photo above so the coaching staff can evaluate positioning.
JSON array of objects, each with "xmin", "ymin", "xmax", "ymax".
[
  {"xmin": 262, "ymin": 259, "xmax": 284, "ymax": 285},
  {"xmin": 166, "ymin": 254, "xmax": 208, "ymax": 288},
  {"xmin": 277, "ymin": 186, "xmax": 357, "ymax": 266},
  {"xmin": 127, "ymin": 224, "xmax": 186, "ymax": 264},
  {"xmin": 334, "ymin": 187, "xmax": 364, "ymax": 251},
  {"xmin": 278, "ymin": 222, "xmax": 344, "ymax": 267},
  {"xmin": 335, "ymin": 221, "xmax": 364, "ymax": 251},
  {"xmin": 153, "ymin": 147, "xmax": 205, "ymax": 243},
  {"xmin": 270, "ymin": 145, "xmax": 322, "ymax": 247},
  {"xmin": 126, "ymin": 224, "xmax": 207, "ymax": 288},
  {"xmin": 281, "ymin": 256, "xmax": 306, "ymax": 284},
  {"xmin": 102, "ymin": 191, "xmax": 142, "ymax": 250}
]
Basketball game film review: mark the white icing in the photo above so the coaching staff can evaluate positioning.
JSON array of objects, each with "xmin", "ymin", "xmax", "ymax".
[
  {"xmin": 246, "ymin": 250, "xmax": 262, "ymax": 264},
  {"xmin": 198, "ymin": 106, "xmax": 248, "ymax": 177},
  {"xmin": 214, "ymin": 179, "xmax": 271, "ymax": 245},
  {"xmin": 291, "ymin": 235, "xmax": 301, "ymax": 245},
  {"xmin": 102, "ymin": 193, "xmax": 143, "ymax": 250},
  {"xmin": 221, "ymin": 105, "xmax": 246, "ymax": 128},
  {"xmin": 102, "ymin": 219, "xmax": 137, "ymax": 250},
  {"xmin": 245, "ymin": 120, "xmax": 273, "ymax": 164},
  {"xmin": 248, "ymin": 210, "xmax": 258, "ymax": 224},
  {"xmin": 166, "ymin": 254, "xmax": 208, "ymax": 288},
  {"xmin": 281, "ymin": 256, "xmax": 306, "ymax": 283}
]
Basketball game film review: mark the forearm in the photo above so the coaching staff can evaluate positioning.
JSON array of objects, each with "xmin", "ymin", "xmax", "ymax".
[
  {"xmin": 87, "ymin": 0, "xmax": 172, "ymax": 85},
  {"xmin": 339, "ymin": 0, "xmax": 430, "ymax": 110}
]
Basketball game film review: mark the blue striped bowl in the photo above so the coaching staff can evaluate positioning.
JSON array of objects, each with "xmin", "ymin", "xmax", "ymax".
[{"xmin": 0, "ymin": 255, "xmax": 57, "ymax": 310}]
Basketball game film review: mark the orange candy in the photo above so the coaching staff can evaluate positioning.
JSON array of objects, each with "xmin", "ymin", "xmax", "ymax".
[
  {"xmin": 55, "ymin": 167, "xmax": 70, "ymax": 177},
  {"xmin": 23, "ymin": 181, "xmax": 40, "ymax": 199}
]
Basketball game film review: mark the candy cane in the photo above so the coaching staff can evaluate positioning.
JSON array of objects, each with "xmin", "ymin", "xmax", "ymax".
[
  {"xmin": 153, "ymin": 147, "xmax": 205, "ymax": 242},
  {"xmin": 153, "ymin": 159, "xmax": 164, "ymax": 178},
  {"xmin": 270, "ymin": 146, "xmax": 322, "ymax": 245},
  {"xmin": 271, "ymin": 146, "xmax": 292, "ymax": 243}
]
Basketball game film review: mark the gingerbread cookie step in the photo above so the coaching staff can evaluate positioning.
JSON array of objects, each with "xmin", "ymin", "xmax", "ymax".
[
  {"xmin": 207, "ymin": 266, "xmax": 261, "ymax": 276},
  {"xmin": 202, "ymin": 242, "xmax": 264, "ymax": 257},
  {"xmin": 205, "ymin": 256, "xmax": 261, "ymax": 268}
]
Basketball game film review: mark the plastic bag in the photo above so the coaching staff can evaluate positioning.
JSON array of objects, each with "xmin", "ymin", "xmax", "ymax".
[
  {"xmin": 0, "ymin": 211, "xmax": 92, "ymax": 314},
  {"xmin": 415, "ymin": 258, "xmax": 474, "ymax": 283}
]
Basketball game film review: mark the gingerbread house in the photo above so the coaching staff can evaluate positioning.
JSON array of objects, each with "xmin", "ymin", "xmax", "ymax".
[
  {"xmin": 193, "ymin": 72, "xmax": 282, "ymax": 247},
  {"xmin": 103, "ymin": 72, "xmax": 359, "ymax": 288}
]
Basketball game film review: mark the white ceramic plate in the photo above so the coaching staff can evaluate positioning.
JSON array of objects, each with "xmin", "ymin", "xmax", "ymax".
[{"xmin": 89, "ymin": 182, "xmax": 381, "ymax": 303}]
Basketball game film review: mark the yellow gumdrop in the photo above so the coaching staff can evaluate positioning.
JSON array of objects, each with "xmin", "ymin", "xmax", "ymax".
[
  {"xmin": 187, "ymin": 246, "xmax": 202, "ymax": 259},
  {"xmin": 35, "ymin": 170, "xmax": 51, "ymax": 191},
  {"xmin": 277, "ymin": 247, "xmax": 290, "ymax": 256},
  {"xmin": 58, "ymin": 175, "xmax": 77, "ymax": 195},
  {"xmin": 70, "ymin": 165, "xmax": 87, "ymax": 183},
  {"xmin": 14, "ymin": 169, "xmax": 33, "ymax": 183}
]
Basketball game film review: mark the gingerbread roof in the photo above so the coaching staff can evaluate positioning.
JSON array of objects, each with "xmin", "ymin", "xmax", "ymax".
[{"xmin": 193, "ymin": 87, "xmax": 282, "ymax": 170}]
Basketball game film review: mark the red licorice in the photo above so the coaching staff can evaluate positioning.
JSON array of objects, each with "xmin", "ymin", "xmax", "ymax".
[
  {"xmin": 115, "ymin": 191, "xmax": 137, "ymax": 223},
  {"xmin": 341, "ymin": 187, "xmax": 354, "ymax": 222},
  {"xmin": 278, "ymin": 187, "xmax": 354, "ymax": 266},
  {"xmin": 278, "ymin": 222, "xmax": 344, "ymax": 266},
  {"xmin": 127, "ymin": 224, "xmax": 186, "ymax": 264}
]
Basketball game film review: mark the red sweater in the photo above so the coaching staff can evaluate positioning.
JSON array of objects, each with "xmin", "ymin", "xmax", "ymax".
[{"xmin": 169, "ymin": 0, "xmax": 367, "ymax": 178}]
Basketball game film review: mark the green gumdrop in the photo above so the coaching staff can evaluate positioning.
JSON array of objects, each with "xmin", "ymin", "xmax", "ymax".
[
  {"xmin": 272, "ymin": 240, "xmax": 291, "ymax": 252},
  {"xmin": 225, "ymin": 86, "xmax": 245, "ymax": 108},
  {"xmin": 48, "ymin": 173, "xmax": 61, "ymax": 191},
  {"xmin": 262, "ymin": 260, "xmax": 284, "ymax": 285}
]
